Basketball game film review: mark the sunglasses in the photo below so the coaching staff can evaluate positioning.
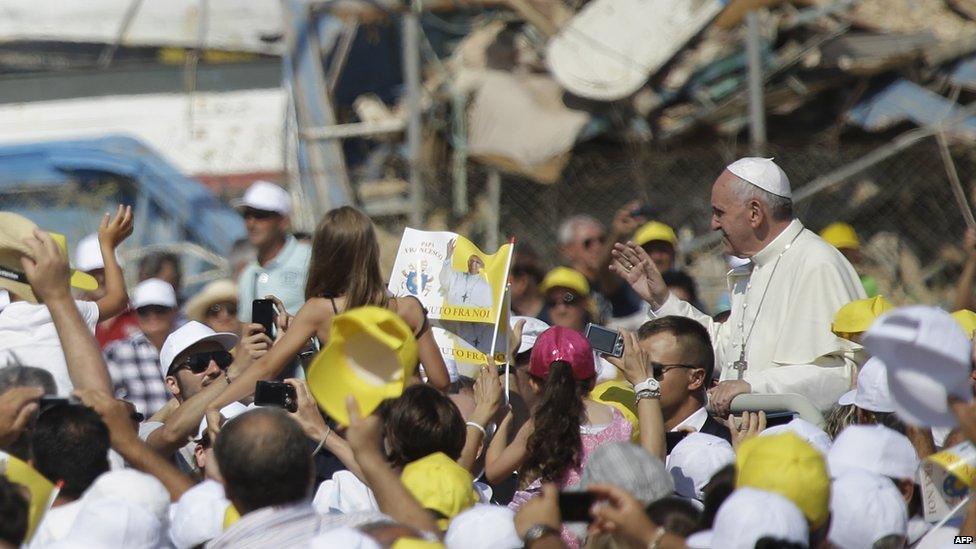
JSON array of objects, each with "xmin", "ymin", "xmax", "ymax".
[
  {"xmin": 242, "ymin": 208, "xmax": 280, "ymax": 220},
  {"xmin": 173, "ymin": 350, "xmax": 233, "ymax": 375},
  {"xmin": 206, "ymin": 302, "xmax": 238, "ymax": 318},
  {"xmin": 547, "ymin": 291, "xmax": 583, "ymax": 308},
  {"xmin": 650, "ymin": 361, "xmax": 699, "ymax": 380},
  {"xmin": 136, "ymin": 304, "xmax": 173, "ymax": 317},
  {"xmin": 583, "ymin": 235, "xmax": 606, "ymax": 248}
]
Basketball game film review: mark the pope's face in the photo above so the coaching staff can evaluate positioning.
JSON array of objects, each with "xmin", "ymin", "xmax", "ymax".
[{"xmin": 710, "ymin": 171, "xmax": 754, "ymax": 258}]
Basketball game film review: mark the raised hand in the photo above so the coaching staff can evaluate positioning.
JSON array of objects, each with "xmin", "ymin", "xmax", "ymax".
[
  {"xmin": 0, "ymin": 387, "xmax": 43, "ymax": 447},
  {"xmin": 98, "ymin": 205, "xmax": 134, "ymax": 249},
  {"xmin": 604, "ymin": 330, "xmax": 650, "ymax": 386},
  {"xmin": 471, "ymin": 361, "xmax": 504, "ymax": 428},
  {"xmin": 610, "ymin": 241, "xmax": 669, "ymax": 308},
  {"xmin": 20, "ymin": 229, "xmax": 72, "ymax": 302},
  {"xmin": 724, "ymin": 410, "xmax": 766, "ymax": 450}
]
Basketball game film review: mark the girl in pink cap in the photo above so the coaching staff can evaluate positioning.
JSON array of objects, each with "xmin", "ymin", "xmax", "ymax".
[{"xmin": 485, "ymin": 326, "xmax": 664, "ymax": 546}]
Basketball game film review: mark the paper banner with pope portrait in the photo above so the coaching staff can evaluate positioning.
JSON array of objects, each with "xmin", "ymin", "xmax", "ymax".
[{"xmin": 388, "ymin": 228, "xmax": 513, "ymax": 376}]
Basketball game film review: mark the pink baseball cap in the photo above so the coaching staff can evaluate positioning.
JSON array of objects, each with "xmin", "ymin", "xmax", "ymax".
[{"xmin": 529, "ymin": 326, "xmax": 596, "ymax": 381}]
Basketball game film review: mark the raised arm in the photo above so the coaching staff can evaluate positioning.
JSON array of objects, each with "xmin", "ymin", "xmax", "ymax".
[
  {"xmin": 598, "ymin": 201, "xmax": 644, "ymax": 294},
  {"xmin": 606, "ymin": 331, "xmax": 665, "ymax": 461},
  {"xmin": 345, "ymin": 396, "xmax": 439, "ymax": 536},
  {"xmin": 21, "ymin": 229, "xmax": 112, "ymax": 394},
  {"xmin": 76, "ymin": 389, "xmax": 194, "ymax": 501},
  {"xmin": 484, "ymin": 415, "xmax": 532, "ymax": 485},
  {"xmin": 205, "ymin": 299, "xmax": 323, "ymax": 416},
  {"xmin": 398, "ymin": 297, "xmax": 450, "ymax": 391},
  {"xmin": 95, "ymin": 205, "xmax": 133, "ymax": 321},
  {"xmin": 458, "ymin": 363, "xmax": 503, "ymax": 474}
]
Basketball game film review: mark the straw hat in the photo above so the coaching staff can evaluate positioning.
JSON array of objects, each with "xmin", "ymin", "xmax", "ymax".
[
  {"xmin": 0, "ymin": 212, "xmax": 98, "ymax": 302},
  {"xmin": 185, "ymin": 280, "xmax": 238, "ymax": 323}
]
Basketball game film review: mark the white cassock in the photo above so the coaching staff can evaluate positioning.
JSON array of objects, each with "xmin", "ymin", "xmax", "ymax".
[
  {"xmin": 650, "ymin": 219, "xmax": 866, "ymax": 410},
  {"xmin": 438, "ymin": 260, "xmax": 494, "ymax": 309}
]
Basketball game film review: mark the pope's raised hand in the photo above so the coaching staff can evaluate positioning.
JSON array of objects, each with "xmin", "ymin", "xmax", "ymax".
[{"xmin": 610, "ymin": 242, "xmax": 669, "ymax": 308}]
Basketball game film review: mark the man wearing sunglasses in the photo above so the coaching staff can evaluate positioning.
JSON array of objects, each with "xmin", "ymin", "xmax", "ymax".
[
  {"xmin": 538, "ymin": 267, "xmax": 594, "ymax": 334},
  {"xmin": 234, "ymin": 181, "xmax": 311, "ymax": 322},
  {"xmin": 636, "ymin": 316, "xmax": 731, "ymax": 453},
  {"xmin": 140, "ymin": 320, "xmax": 239, "ymax": 472},
  {"xmin": 104, "ymin": 278, "xmax": 180, "ymax": 416}
]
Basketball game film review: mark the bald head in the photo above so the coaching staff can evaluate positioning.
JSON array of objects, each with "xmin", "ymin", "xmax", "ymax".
[{"xmin": 215, "ymin": 408, "xmax": 313, "ymax": 514}]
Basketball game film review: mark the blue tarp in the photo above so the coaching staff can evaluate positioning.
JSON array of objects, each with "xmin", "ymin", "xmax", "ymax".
[{"xmin": 0, "ymin": 135, "xmax": 245, "ymax": 255}]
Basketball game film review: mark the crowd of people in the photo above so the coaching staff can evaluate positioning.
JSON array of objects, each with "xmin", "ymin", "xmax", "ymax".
[{"xmin": 1, "ymin": 157, "xmax": 976, "ymax": 549}]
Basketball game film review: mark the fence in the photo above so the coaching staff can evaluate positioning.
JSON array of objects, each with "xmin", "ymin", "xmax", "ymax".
[{"xmin": 418, "ymin": 132, "xmax": 976, "ymax": 314}]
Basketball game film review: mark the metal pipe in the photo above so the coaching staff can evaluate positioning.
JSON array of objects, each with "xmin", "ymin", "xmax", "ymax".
[
  {"xmin": 403, "ymin": 3, "xmax": 424, "ymax": 227},
  {"xmin": 745, "ymin": 10, "xmax": 766, "ymax": 155},
  {"xmin": 487, "ymin": 169, "xmax": 501, "ymax": 251}
]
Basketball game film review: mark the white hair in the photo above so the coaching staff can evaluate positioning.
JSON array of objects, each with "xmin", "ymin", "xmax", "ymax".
[
  {"xmin": 557, "ymin": 214, "xmax": 603, "ymax": 246},
  {"xmin": 727, "ymin": 175, "xmax": 794, "ymax": 221}
]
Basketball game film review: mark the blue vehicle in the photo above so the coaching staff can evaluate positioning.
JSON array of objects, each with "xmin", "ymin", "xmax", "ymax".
[{"xmin": 0, "ymin": 135, "xmax": 246, "ymax": 289}]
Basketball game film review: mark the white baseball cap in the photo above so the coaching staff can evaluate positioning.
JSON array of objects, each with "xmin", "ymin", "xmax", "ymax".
[
  {"xmin": 828, "ymin": 469, "xmax": 908, "ymax": 549},
  {"xmin": 234, "ymin": 180, "xmax": 292, "ymax": 216},
  {"xmin": 510, "ymin": 316, "xmax": 550, "ymax": 356},
  {"xmin": 666, "ymin": 432, "xmax": 735, "ymax": 501},
  {"xmin": 445, "ymin": 504, "xmax": 521, "ymax": 549},
  {"xmin": 68, "ymin": 498, "xmax": 163, "ymax": 548},
  {"xmin": 82, "ymin": 469, "xmax": 170, "ymax": 524},
  {"xmin": 761, "ymin": 417, "xmax": 832, "ymax": 455},
  {"xmin": 695, "ymin": 488, "xmax": 809, "ymax": 549},
  {"xmin": 196, "ymin": 402, "xmax": 249, "ymax": 440},
  {"xmin": 169, "ymin": 480, "xmax": 231, "ymax": 549},
  {"xmin": 308, "ymin": 527, "xmax": 381, "ymax": 549},
  {"xmin": 131, "ymin": 278, "xmax": 178, "ymax": 309},
  {"xmin": 74, "ymin": 233, "xmax": 104, "ymax": 273},
  {"xmin": 726, "ymin": 157, "xmax": 792, "ymax": 199},
  {"xmin": 828, "ymin": 424, "xmax": 919, "ymax": 481},
  {"xmin": 838, "ymin": 357, "xmax": 895, "ymax": 413},
  {"xmin": 863, "ymin": 305, "xmax": 973, "ymax": 428},
  {"xmin": 158, "ymin": 320, "xmax": 238, "ymax": 378}
]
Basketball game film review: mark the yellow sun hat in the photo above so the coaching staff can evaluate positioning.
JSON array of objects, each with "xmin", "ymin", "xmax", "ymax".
[
  {"xmin": 634, "ymin": 221, "xmax": 678, "ymax": 247},
  {"xmin": 0, "ymin": 212, "xmax": 98, "ymax": 302},
  {"xmin": 952, "ymin": 310, "xmax": 976, "ymax": 338},
  {"xmin": 539, "ymin": 266, "xmax": 590, "ymax": 297},
  {"xmin": 736, "ymin": 432, "xmax": 830, "ymax": 529},
  {"xmin": 820, "ymin": 222, "xmax": 860, "ymax": 250},
  {"xmin": 306, "ymin": 306, "xmax": 419, "ymax": 426},
  {"xmin": 831, "ymin": 295, "xmax": 894, "ymax": 337},
  {"xmin": 400, "ymin": 452, "xmax": 478, "ymax": 530}
]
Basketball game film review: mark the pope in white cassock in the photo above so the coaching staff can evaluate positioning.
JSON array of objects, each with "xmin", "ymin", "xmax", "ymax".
[{"xmin": 612, "ymin": 158, "xmax": 865, "ymax": 414}]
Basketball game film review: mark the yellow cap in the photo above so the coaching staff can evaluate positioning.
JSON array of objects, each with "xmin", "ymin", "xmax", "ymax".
[
  {"xmin": 831, "ymin": 296, "xmax": 894, "ymax": 336},
  {"xmin": 591, "ymin": 380, "xmax": 640, "ymax": 443},
  {"xmin": 634, "ymin": 221, "xmax": 677, "ymax": 247},
  {"xmin": 820, "ymin": 222, "xmax": 860, "ymax": 250},
  {"xmin": 401, "ymin": 452, "xmax": 478, "ymax": 529},
  {"xmin": 307, "ymin": 306, "xmax": 419, "ymax": 426},
  {"xmin": 539, "ymin": 267, "xmax": 590, "ymax": 297},
  {"xmin": 1, "ymin": 450, "xmax": 56, "ymax": 541},
  {"xmin": 223, "ymin": 504, "xmax": 240, "ymax": 530},
  {"xmin": 736, "ymin": 432, "xmax": 830, "ymax": 528},
  {"xmin": 953, "ymin": 310, "xmax": 976, "ymax": 338},
  {"xmin": 392, "ymin": 539, "xmax": 444, "ymax": 549}
]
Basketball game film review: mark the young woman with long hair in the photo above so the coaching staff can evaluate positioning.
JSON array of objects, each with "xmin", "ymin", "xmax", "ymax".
[
  {"xmin": 205, "ymin": 206, "xmax": 450, "ymax": 414},
  {"xmin": 485, "ymin": 326, "xmax": 664, "ymax": 491}
]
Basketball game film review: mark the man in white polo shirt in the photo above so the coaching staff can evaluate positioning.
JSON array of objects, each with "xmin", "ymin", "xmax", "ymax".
[
  {"xmin": 235, "ymin": 181, "xmax": 311, "ymax": 320},
  {"xmin": 104, "ymin": 278, "xmax": 179, "ymax": 416}
]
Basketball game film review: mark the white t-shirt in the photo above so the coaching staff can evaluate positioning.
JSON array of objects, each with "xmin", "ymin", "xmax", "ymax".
[
  {"xmin": 28, "ymin": 500, "xmax": 83, "ymax": 547},
  {"xmin": 0, "ymin": 300, "xmax": 100, "ymax": 395}
]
